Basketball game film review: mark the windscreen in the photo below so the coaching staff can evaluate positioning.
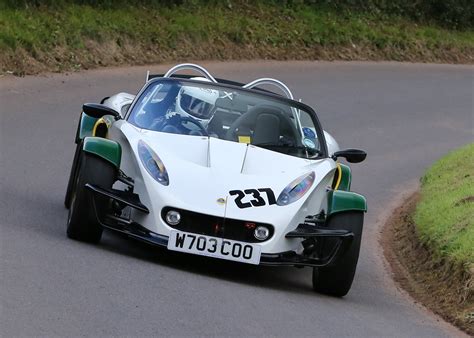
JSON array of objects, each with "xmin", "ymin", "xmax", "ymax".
[{"xmin": 128, "ymin": 79, "xmax": 326, "ymax": 159}]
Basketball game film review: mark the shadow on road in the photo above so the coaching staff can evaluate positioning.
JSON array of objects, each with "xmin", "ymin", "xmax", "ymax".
[{"xmin": 98, "ymin": 230, "xmax": 318, "ymax": 296}]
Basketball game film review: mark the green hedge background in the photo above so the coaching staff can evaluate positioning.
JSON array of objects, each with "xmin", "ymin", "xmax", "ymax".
[{"xmin": 1, "ymin": 0, "xmax": 472, "ymax": 30}]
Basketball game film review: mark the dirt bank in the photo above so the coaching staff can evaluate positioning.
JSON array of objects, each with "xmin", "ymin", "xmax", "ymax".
[{"xmin": 383, "ymin": 192, "xmax": 473, "ymax": 335}]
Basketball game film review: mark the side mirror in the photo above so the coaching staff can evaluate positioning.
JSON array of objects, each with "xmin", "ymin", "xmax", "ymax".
[
  {"xmin": 83, "ymin": 103, "xmax": 121, "ymax": 120},
  {"xmin": 332, "ymin": 149, "xmax": 367, "ymax": 163}
]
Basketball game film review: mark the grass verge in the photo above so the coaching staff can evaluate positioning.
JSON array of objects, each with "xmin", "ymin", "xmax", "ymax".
[
  {"xmin": 1, "ymin": 2, "xmax": 473, "ymax": 75},
  {"xmin": 415, "ymin": 143, "xmax": 474, "ymax": 268},
  {"xmin": 384, "ymin": 144, "xmax": 474, "ymax": 334}
]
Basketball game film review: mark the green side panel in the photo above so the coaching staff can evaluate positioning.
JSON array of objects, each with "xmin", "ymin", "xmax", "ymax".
[
  {"xmin": 327, "ymin": 190, "xmax": 367, "ymax": 216},
  {"xmin": 79, "ymin": 113, "xmax": 98, "ymax": 140},
  {"xmin": 338, "ymin": 163, "xmax": 352, "ymax": 191},
  {"xmin": 83, "ymin": 137, "xmax": 121, "ymax": 168}
]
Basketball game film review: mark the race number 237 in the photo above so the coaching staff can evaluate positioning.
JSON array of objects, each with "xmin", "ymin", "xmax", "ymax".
[{"xmin": 229, "ymin": 188, "xmax": 276, "ymax": 209}]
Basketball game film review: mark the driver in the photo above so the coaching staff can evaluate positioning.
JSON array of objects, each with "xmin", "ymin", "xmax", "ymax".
[
  {"xmin": 175, "ymin": 82, "xmax": 219, "ymax": 129},
  {"xmin": 141, "ymin": 80, "xmax": 219, "ymax": 136}
]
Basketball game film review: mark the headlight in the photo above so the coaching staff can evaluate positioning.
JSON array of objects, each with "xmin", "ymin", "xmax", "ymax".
[
  {"xmin": 138, "ymin": 140, "xmax": 169, "ymax": 186},
  {"xmin": 277, "ymin": 172, "xmax": 315, "ymax": 206}
]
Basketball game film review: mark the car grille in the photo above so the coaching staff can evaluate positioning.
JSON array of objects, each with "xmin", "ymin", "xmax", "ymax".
[{"xmin": 161, "ymin": 207, "xmax": 274, "ymax": 243}]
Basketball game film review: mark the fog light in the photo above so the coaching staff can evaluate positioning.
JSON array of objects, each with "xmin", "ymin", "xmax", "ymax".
[
  {"xmin": 166, "ymin": 210, "xmax": 181, "ymax": 225},
  {"xmin": 254, "ymin": 226, "xmax": 270, "ymax": 241}
]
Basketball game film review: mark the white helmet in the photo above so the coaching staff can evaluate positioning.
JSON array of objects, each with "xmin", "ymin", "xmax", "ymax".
[{"xmin": 176, "ymin": 81, "xmax": 219, "ymax": 121}]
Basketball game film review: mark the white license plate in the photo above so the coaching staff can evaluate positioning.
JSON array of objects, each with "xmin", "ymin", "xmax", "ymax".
[{"xmin": 167, "ymin": 230, "xmax": 261, "ymax": 265}]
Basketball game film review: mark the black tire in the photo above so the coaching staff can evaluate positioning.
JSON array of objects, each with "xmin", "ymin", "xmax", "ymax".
[
  {"xmin": 66, "ymin": 152, "xmax": 116, "ymax": 243},
  {"xmin": 312, "ymin": 211, "xmax": 364, "ymax": 297},
  {"xmin": 64, "ymin": 142, "xmax": 82, "ymax": 209}
]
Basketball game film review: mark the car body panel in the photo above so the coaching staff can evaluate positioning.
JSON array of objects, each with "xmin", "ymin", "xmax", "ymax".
[
  {"xmin": 338, "ymin": 163, "xmax": 352, "ymax": 191},
  {"xmin": 83, "ymin": 136, "xmax": 122, "ymax": 168},
  {"xmin": 108, "ymin": 121, "xmax": 338, "ymax": 254},
  {"xmin": 327, "ymin": 190, "xmax": 367, "ymax": 217},
  {"xmin": 105, "ymin": 92, "xmax": 135, "ymax": 118},
  {"xmin": 78, "ymin": 113, "xmax": 98, "ymax": 141}
]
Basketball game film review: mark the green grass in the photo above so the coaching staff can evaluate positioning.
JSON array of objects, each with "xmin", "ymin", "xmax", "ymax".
[
  {"xmin": 0, "ymin": 2, "xmax": 473, "ymax": 74},
  {"xmin": 415, "ymin": 143, "xmax": 474, "ymax": 267}
]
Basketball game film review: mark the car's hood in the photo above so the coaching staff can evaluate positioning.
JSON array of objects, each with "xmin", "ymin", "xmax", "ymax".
[
  {"xmin": 139, "ymin": 129, "xmax": 317, "ymax": 175},
  {"xmin": 122, "ymin": 125, "xmax": 335, "ymax": 223}
]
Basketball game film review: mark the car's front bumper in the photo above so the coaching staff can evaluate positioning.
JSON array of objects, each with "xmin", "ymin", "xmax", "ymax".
[
  {"xmin": 100, "ymin": 220, "xmax": 353, "ymax": 267},
  {"xmin": 88, "ymin": 184, "xmax": 354, "ymax": 268}
]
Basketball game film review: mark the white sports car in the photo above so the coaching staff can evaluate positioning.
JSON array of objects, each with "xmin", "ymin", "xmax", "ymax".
[{"xmin": 65, "ymin": 64, "xmax": 367, "ymax": 296}]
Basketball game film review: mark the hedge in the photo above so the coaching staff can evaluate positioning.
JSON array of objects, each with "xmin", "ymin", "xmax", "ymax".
[{"xmin": 0, "ymin": 0, "xmax": 472, "ymax": 29}]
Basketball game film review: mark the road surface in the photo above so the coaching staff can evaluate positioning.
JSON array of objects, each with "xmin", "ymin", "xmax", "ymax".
[{"xmin": 1, "ymin": 61, "xmax": 472, "ymax": 336}]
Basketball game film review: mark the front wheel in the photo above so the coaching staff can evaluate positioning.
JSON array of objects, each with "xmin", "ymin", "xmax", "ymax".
[
  {"xmin": 66, "ymin": 152, "xmax": 116, "ymax": 243},
  {"xmin": 64, "ymin": 142, "xmax": 82, "ymax": 209},
  {"xmin": 312, "ymin": 211, "xmax": 364, "ymax": 297}
]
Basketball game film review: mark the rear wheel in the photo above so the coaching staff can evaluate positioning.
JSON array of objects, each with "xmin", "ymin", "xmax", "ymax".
[
  {"xmin": 66, "ymin": 152, "xmax": 116, "ymax": 243},
  {"xmin": 312, "ymin": 211, "xmax": 364, "ymax": 297}
]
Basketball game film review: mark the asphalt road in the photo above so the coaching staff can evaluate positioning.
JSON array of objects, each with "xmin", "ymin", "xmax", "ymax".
[{"xmin": 1, "ymin": 61, "xmax": 472, "ymax": 337}]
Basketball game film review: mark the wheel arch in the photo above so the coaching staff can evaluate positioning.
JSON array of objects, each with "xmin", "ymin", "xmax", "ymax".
[
  {"xmin": 327, "ymin": 190, "xmax": 367, "ymax": 218},
  {"xmin": 75, "ymin": 112, "xmax": 113, "ymax": 143},
  {"xmin": 82, "ymin": 136, "xmax": 122, "ymax": 168}
]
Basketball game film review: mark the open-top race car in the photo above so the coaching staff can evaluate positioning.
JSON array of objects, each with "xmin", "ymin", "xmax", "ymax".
[{"xmin": 65, "ymin": 64, "xmax": 367, "ymax": 296}]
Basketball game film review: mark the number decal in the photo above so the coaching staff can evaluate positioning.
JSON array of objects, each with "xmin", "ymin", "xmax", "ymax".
[
  {"xmin": 229, "ymin": 188, "xmax": 276, "ymax": 208},
  {"xmin": 229, "ymin": 190, "xmax": 252, "ymax": 209},
  {"xmin": 244, "ymin": 189, "xmax": 265, "ymax": 207},
  {"xmin": 258, "ymin": 188, "xmax": 277, "ymax": 205}
]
